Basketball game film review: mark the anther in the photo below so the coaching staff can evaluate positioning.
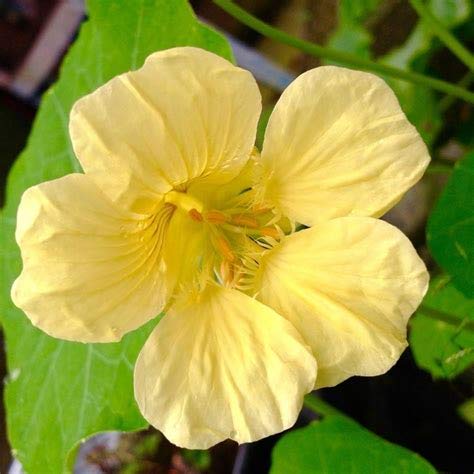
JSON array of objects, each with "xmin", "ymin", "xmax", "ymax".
[
  {"xmin": 231, "ymin": 214, "xmax": 259, "ymax": 229},
  {"xmin": 188, "ymin": 208, "xmax": 203, "ymax": 222},
  {"xmin": 204, "ymin": 210, "xmax": 228, "ymax": 224},
  {"xmin": 260, "ymin": 226, "xmax": 280, "ymax": 239},
  {"xmin": 252, "ymin": 204, "xmax": 272, "ymax": 215},
  {"xmin": 215, "ymin": 236, "xmax": 235, "ymax": 262}
]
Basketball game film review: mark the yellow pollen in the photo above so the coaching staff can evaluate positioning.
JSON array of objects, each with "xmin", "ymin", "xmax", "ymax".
[
  {"xmin": 231, "ymin": 214, "xmax": 259, "ymax": 228},
  {"xmin": 204, "ymin": 210, "xmax": 228, "ymax": 224}
]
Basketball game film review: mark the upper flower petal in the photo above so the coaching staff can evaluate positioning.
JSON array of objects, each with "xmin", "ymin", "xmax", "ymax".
[
  {"xmin": 258, "ymin": 66, "xmax": 430, "ymax": 226},
  {"xmin": 134, "ymin": 285, "xmax": 316, "ymax": 449},
  {"xmin": 11, "ymin": 174, "xmax": 174, "ymax": 342},
  {"xmin": 70, "ymin": 47, "xmax": 261, "ymax": 213},
  {"xmin": 255, "ymin": 217, "xmax": 428, "ymax": 388},
  {"xmin": 187, "ymin": 150, "xmax": 257, "ymax": 211}
]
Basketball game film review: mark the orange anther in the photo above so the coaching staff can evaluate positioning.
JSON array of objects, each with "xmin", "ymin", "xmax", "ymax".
[
  {"xmin": 260, "ymin": 226, "xmax": 280, "ymax": 239},
  {"xmin": 252, "ymin": 204, "xmax": 271, "ymax": 215},
  {"xmin": 215, "ymin": 236, "xmax": 235, "ymax": 262},
  {"xmin": 204, "ymin": 210, "xmax": 228, "ymax": 224},
  {"xmin": 188, "ymin": 208, "xmax": 203, "ymax": 222},
  {"xmin": 231, "ymin": 214, "xmax": 259, "ymax": 229}
]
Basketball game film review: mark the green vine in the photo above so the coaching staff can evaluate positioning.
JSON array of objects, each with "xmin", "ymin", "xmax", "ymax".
[{"xmin": 213, "ymin": 0, "xmax": 474, "ymax": 104}]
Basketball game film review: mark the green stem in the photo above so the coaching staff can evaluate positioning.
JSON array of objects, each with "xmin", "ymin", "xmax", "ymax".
[
  {"xmin": 303, "ymin": 394, "xmax": 341, "ymax": 417},
  {"xmin": 418, "ymin": 303, "xmax": 474, "ymax": 332},
  {"xmin": 213, "ymin": 0, "xmax": 474, "ymax": 105},
  {"xmin": 409, "ymin": 0, "xmax": 474, "ymax": 72},
  {"xmin": 439, "ymin": 71, "xmax": 474, "ymax": 111},
  {"xmin": 425, "ymin": 159, "xmax": 454, "ymax": 174}
]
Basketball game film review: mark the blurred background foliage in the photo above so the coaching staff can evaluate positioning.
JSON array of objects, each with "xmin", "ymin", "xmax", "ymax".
[{"xmin": 0, "ymin": 0, "xmax": 473, "ymax": 472}]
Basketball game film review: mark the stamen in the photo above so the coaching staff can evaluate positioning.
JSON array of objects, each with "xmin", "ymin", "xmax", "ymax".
[
  {"xmin": 252, "ymin": 204, "xmax": 272, "ymax": 215},
  {"xmin": 204, "ymin": 210, "xmax": 228, "ymax": 224},
  {"xmin": 189, "ymin": 208, "xmax": 203, "ymax": 222},
  {"xmin": 231, "ymin": 214, "xmax": 259, "ymax": 229},
  {"xmin": 220, "ymin": 260, "xmax": 235, "ymax": 286},
  {"xmin": 215, "ymin": 236, "xmax": 235, "ymax": 262},
  {"xmin": 260, "ymin": 226, "xmax": 280, "ymax": 239}
]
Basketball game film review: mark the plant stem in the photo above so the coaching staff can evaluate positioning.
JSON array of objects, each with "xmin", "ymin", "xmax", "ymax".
[
  {"xmin": 425, "ymin": 164, "xmax": 453, "ymax": 175},
  {"xmin": 418, "ymin": 303, "xmax": 474, "ymax": 332},
  {"xmin": 426, "ymin": 160, "xmax": 454, "ymax": 174},
  {"xmin": 303, "ymin": 394, "xmax": 341, "ymax": 417},
  {"xmin": 213, "ymin": 0, "xmax": 474, "ymax": 104},
  {"xmin": 439, "ymin": 71, "xmax": 474, "ymax": 112},
  {"xmin": 409, "ymin": 0, "xmax": 474, "ymax": 72}
]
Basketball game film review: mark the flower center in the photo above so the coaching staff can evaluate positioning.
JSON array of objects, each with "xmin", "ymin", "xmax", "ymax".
[
  {"xmin": 164, "ymin": 190, "xmax": 204, "ymax": 213},
  {"xmin": 163, "ymin": 190, "xmax": 282, "ymax": 289}
]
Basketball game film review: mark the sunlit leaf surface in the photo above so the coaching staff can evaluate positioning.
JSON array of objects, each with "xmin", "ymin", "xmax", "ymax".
[
  {"xmin": 0, "ymin": 1, "xmax": 231, "ymax": 472},
  {"xmin": 271, "ymin": 397, "xmax": 436, "ymax": 474},
  {"xmin": 427, "ymin": 152, "xmax": 474, "ymax": 297}
]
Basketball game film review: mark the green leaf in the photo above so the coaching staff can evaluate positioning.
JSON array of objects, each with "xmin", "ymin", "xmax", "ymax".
[
  {"xmin": 410, "ymin": 277, "xmax": 474, "ymax": 378},
  {"xmin": 271, "ymin": 396, "xmax": 436, "ymax": 474},
  {"xmin": 427, "ymin": 152, "xmax": 474, "ymax": 297},
  {"xmin": 0, "ymin": 1, "xmax": 231, "ymax": 472}
]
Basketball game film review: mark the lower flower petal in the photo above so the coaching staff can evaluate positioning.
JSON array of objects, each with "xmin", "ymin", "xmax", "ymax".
[
  {"xmin": 134, "ymin": 285, "xmax": 317, "ymax": 448},
  {"xmin": 255, "ymin": 217, "xmax": 428, "ymax": 388},
  {"xmin": 12, "ymin": 174, "xmax": 173, "ymax": 342}
]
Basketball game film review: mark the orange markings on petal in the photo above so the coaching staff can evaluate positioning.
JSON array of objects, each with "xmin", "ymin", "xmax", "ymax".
[
  {"xmin": 189, "ymin": 208, "xmax": 203, "ymax": 222},
  {"xmin": 231, "ymin": 214, "xmax": 259, "ymax": 229}
]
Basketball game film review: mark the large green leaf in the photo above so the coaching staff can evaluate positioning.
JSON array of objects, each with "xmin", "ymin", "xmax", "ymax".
[
  {"xmin": 427, "ymin": 152, "xmax": 474, "ymax": 297},
  {"xmin": 410, "ymin": 277, "xmax": 474, "ymax": 378},
  {"xmin": 0, "ymin": 1, "xmax": 231, "ymax": 472},
  {"xmin": 271, "ymin": 397, "xmax": 436, "ymax": 474}
]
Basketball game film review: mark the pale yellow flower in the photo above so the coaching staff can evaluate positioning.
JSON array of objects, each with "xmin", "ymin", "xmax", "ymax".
[{"xmin": 12, "ymin": 47, "xmax": 430, "ymax": 448}]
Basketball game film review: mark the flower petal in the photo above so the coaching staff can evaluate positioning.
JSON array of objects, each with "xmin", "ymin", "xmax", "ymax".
[
  {"xmin": 134, "ymin": 285, "xmax": 316, "ymax": 448},
  {"xmin": 255, "ymin": 217, "xmax": 428, "ymax": 388},
  {"xmin": 187, "ymin": 150, "xmax": 257, "ymax": 211},
  {"xmin": 161, "ymin": 207, "xmax": 211, "ymax": 294},
  {"xmin": 70, "ymin": 47, "xmax": 261, "ymax": 213},
  {"xmin": 12, "ymin": 174, "xmax": 174, "ymax": 342},
  {"xmin": 258, "ymin": 66, "xmax": 430, "ymax": 226}
]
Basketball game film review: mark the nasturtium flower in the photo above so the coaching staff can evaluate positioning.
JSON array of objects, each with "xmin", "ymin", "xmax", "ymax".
[{"xmin": 12, "ymin": 47, "xmax": 430, "ymax": 448}]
